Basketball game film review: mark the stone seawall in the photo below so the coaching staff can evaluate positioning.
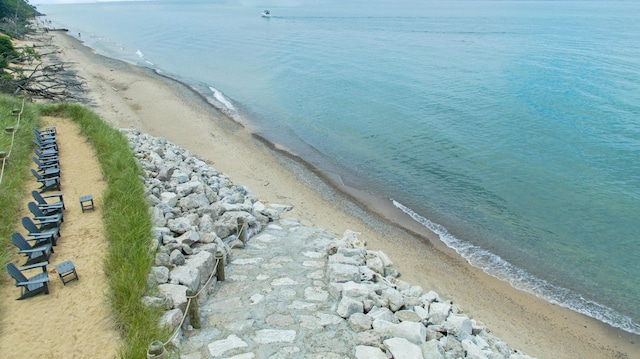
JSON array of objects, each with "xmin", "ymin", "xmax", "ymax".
[{"xmin": 125, "ymin": 129, "xmax": 535, "ymax": 359}]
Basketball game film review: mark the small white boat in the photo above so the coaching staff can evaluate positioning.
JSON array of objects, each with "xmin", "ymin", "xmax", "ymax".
[{"xmin": 261, "ymin": 10, "xmax": 271, "ymax": 18}]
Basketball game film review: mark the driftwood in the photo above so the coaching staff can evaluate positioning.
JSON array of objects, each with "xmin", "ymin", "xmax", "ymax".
[{"xmin": 1, "ymin": 33, "xmax": 86, "ymax": 102}]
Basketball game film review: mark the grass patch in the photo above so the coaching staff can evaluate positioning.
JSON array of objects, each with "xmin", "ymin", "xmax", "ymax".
[
  {"xmin": 0, "ymin": 96, "xmax": 39, "ymax": 289},
  {"xmin": 0, "ymin": 96, "xmax": 167, "ymax": 358}
]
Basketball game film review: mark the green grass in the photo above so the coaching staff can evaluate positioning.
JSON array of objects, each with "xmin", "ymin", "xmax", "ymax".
[
  {"xmin": 0, "ymin": 96, "xmax": 168, "ymax": 358},
  {"xmin": 0, "ymin": 96, "xmax": 39, "ymax": 277}
]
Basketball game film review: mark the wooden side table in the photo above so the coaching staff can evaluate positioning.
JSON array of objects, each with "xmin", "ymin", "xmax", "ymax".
[
  {"xmin": 79, "ymin": 195, "xmax": 94, "ymax": 212},
  {"xmin": 56, "ymin": 260, "xmax": 78, "ymax": 285}
]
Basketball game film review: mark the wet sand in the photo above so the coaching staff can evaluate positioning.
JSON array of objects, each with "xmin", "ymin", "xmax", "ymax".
[{"xmin": 47, "ymin": 30, "xmax": 639, "ymax": 359}]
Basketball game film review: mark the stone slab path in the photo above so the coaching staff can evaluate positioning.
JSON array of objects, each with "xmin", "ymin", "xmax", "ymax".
[{"xmin": 180, "ymin": 218, "xmax": 356, "ymax": 359}]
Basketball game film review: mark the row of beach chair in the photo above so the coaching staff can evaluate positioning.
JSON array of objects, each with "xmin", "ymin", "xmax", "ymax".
[
  {"xmin": 6, "ymin": 127, "xmax": 66, "ymax": 300},
  {"xmin": 31, "ymin": 126, "xmax": 61, "ymax": 192}
]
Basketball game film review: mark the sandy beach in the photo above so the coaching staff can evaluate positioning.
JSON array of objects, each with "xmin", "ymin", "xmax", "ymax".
[{"xmin": 36, "ymin": 31, "xmax": 639, "ymax": 358}]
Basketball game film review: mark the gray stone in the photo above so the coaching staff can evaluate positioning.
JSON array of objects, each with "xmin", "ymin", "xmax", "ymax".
[
  {"xmin": 396, "ymin": 309, "xmax": 422, "ymax": 323},
  {"xmin": 199, "ymin": 214, "xmax": 215, "ymax": 233},
  {"xmin": 157, "ymin": 283, "xmax": 189, "ymax": 312},
  {"xmin": 160, "ymin": 308, "xmax": 183, "ymax": 330},
  {"xmin": 444, "ymin": 314, "xmax": 473, "ymax": 338},
  {"xmin": 372, "ymin": 319, "xmax": 426, "ymax": 345},
  {"xmin": 148, "ymin": 266, "xmax": 170, "ymax": 285},
  {"xmin": 348, "ymin": 312, "xmax": 373, "ymax": 332},
  {"xmin": 428, "ymin": 301, "xmax": 451, "ymax": 325},
  {"xmin": 254, "ymin": 329, "xmax": 296, "ymax": 344},
  {"xmin": 367, "ymin": 306, "xmax": 399, "ymax": 324},
  {"xmin": 171, "ymin": 171, "xmax": 190, "ymax": 184},
  {"xmin": 461, "ymin": 339, "xmax": 490, "ymax": 359},
  {"xmin": 170, "ymin": 249, "xmax": 186, "ymax": 266},
  {"xmin": 327, "ymin": 263, "xmax": 360, "ymax": 283},
  {"xmin": 176, "ymin": 230, "xmax": 200, "ymax": 246},
  {"xmin": 155, "ymin": 252, "xmax": 171, "ymax": 267},
  {"xmin": 356, "ymin": 331, "xmax": 381, "ymax": 349},
  {"xmin": 150, "ymin": 206, "xmax": 166, "ymax": 227},
  {"xmin": 339, "ymin": 281, "xmax": 380, "ymax": 302},
  {"xmin": 383, "ymin": 287, "xmax": 404, "ymax": 312},
  {"xmin": 383, "ymin": 337, "xmax": 423, "ymax": 359},
  {"xmin": 304, "ymin": 286, "xmax": 329, "ymax": 302},
  {"xmin": 365, "ymin": 254, "xmax": 384, "ymax": 275},
  {"xmin": 142, "ymin": 294, "xmax": 173, "ymax": 310},
  {"xmin": 355, "ymin": 346, "xmax": 387, "ymax": 359},
  {"xmin": 208, "ymin": 334, "xmax": 248, "ymax": 357},
  {"xmin": 180, "ymin": 251, "xmax": 215, "ymax": 290},
  {"xmin": 413, "ymin": 305, "xmax": 429, "ymax": 320},
  {"xmin": 161, "ymin": 191, "xmax": 178, "ymax": 207},
  {"xmin": 421, "ymin": 339, "xmax": 445, "ymax": 359},
  {"xmin": 168, "ymin": 217, "xmax": 192, "ymax": 234},
  {"xmin": 336, "ymin": 296, "xmax": 364, "ymax": 318}
]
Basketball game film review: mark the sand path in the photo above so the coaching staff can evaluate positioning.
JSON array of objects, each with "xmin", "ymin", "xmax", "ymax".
[{"xmin": 0, "ymin": 117, "xmax": 119, "ymax": 358}]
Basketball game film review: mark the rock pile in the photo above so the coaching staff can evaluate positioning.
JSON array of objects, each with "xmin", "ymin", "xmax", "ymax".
[
  {"xmin": 122, "ymin": 129, "xmax": 291, "ymax": 340},
  {"xmin": 326, "ymin": 231, "xmax": 535, "ymax": 359},
  {"xmin": 125, "ymin": 129, "xmax": 536, "ymax": 358}
]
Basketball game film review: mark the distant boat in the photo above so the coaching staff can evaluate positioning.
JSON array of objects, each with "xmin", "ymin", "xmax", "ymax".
[{"xmin": 261, "ymin": 10, "xmax": 271, "ymax": 18}]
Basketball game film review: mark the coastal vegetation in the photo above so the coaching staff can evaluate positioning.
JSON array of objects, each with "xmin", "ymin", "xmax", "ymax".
[
  {"xmin": 0, "ymin": 0, "xmax": 38, "ymax": 38},
  {"xmin": 0, "ymin": 95, "xmax": 167, "ymax": 358}
]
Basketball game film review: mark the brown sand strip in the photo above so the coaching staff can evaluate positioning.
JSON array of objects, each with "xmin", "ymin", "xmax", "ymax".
[{"xmin": 0, "ymin": 117, "xmax": 119, "ymax": 358}]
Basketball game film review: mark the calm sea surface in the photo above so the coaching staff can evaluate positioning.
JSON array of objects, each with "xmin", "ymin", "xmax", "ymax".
[{"xmin": 38, "ymin": 0, "xmax": 640, "ymax": 334}]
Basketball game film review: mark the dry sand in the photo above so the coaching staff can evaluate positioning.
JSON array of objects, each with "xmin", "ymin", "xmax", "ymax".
[
  {"xmin": 2, "ymin": 30, "xmax": 637, "ymax": 358},
  {"xmin": 0, "ymin": 117, "xmax": 119, "ymax": 358}
]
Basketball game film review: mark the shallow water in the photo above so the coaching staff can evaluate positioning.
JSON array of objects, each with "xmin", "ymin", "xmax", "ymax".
[{"xmin": 39, "ymin": 0, "xmax": 640, "ymax": 334}]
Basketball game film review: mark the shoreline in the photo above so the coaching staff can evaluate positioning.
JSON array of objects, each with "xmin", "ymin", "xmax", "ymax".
[{"xmin": 47, "ymin": 31, "xmax": 638, "ymax": 358}]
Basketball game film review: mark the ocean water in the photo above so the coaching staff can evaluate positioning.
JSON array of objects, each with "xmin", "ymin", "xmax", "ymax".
[{"xmin": 38, "ymin": 0, "xmax": 640, "ymax": 335}]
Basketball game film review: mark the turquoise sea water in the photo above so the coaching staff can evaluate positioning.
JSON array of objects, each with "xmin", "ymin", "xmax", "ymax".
[{"xmin": 38, "ymin": 0, "xmax": 640, "ymax": 334}]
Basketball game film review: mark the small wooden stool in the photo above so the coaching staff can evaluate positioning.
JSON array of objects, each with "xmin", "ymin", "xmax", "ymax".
[
  {"xmin": 79, "ymin": 195, "xmax": 94, "ymax": 212},
  {"xmin": 56, "ymin": 260, "xmax": 78, "ymax": 285}
]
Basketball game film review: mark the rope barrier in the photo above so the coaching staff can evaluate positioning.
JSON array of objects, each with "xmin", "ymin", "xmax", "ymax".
[
  {"xmin": 162, "ymin": 257, "xmax": 221, "ymax": 347},
  {"xmin": 0, "ymin": 97, "xmax": 26, "ymax": 186},
  {"xmin": 159, "ymin": 221, "xmax": 248, "ymax": 349}
]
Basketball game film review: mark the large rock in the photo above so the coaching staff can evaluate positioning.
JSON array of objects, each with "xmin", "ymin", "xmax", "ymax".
[
  {"xmin": 428, "ymin": 301, "xmax": 451, "ymax": 325},
  {"xmin": 157, "ymin": 283, "xmax": 189, "ymax": 312},
  {"xmin": 327, "ymin": 263, "xmax": 360, "ymax": 283},
  {"xmin": 167, "ymin": 217, "xmax": 192, "ymax": 234},
  {"xmin": 148, "ymin": 266, "xmax": 170, "ymax": 285},
  {"xmin": 383, "ymin": 337, "xmax": 423, "ymax": 359},
  {"xmin": 336, "ymin": 296, "xmax": 364, "ymax": 318},
  {"xmin": 367, "ymin": 306, "xmax": 399, "ymax": 324},
  {"xmin": 444, "ymin": 314, "xmax": 473, "ymax": 338},
  {"xmin": 169, "ymin": 251, "xmax": 215, "ymax": 291},
  {"xmin": 355, "ymin": 346, "xmax": 387, "ymax": 359},
  {"xmin": 421, "ymin": 339, "xmax": 445, "ymax": 359},
  {"xmin": 372, "ymin": 319, "xmax": 426, "ymax": 345}
]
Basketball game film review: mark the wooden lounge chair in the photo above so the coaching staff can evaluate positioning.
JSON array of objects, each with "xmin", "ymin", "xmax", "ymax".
[
  {"xmin": 21, "ymin": 217, "xmax": 59, "ymax": 246},
  {"xmin": 31, "ymin": 169, "xmax": 60, "ymax": 192},
  {"xmin": 32, "ymin": 138, "xmax": 58, "ymax": 152},
  {"xmin": 6, "ymin": 262, "xmax": 50, "ymax": 300},
  {"xmin": 32, "ymin": 190, "xmax": 65, "ymax": 215},
  {"xmin": 33, "ymin": 130, "xmax": 57, "ymax": 143},
  {"xmin": 28, "ymin": 202, "xmax": 63, "ymax": 228},
  {"xmin": 11, "ymin": 233, "xmax": 54, "ymax": 266},
  {"xmin": 33, "ymin": 127, "xmax": 57, "ymax": 139},
  {"xmin": 32, "ymin": 156, "xmax": 60, "ymax": 172},
  {"xmin": 33, "ymin": 148, "xmax": 58, "ymax": 161}
]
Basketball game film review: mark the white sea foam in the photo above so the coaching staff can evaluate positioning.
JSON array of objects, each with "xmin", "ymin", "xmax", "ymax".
[
  {"xmin": 392, "ymin": 199, "xmax": 640, "ymax": 335},
  {"xmin": 208, "ymin": 86, "xmax": 237, "ymax": 113}
]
